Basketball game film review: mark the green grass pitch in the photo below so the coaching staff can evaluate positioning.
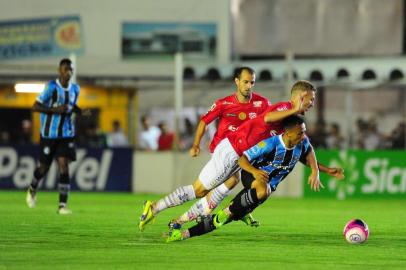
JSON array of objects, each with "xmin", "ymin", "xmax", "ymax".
[{"xmin": 0, "ymin": 191, "xmax": 405, "ymax": 270}]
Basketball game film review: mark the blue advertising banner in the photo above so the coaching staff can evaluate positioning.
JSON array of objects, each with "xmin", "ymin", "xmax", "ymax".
[
  {"xmin": 0, "ymin": 16, "xmax": 84, "ymax": 59},
  {"xmin": 0, "ymin": 146, "xmax": 131, "ymax": 191}
]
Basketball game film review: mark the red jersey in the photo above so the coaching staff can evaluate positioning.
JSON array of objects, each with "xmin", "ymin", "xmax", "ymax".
[
  {"xmin": 227, "ymin": 101, "xmax": 293, "ymax": 156},
  {"xmin": 201, "ymin": 92, "xmax": 270, "ymax": 152}
]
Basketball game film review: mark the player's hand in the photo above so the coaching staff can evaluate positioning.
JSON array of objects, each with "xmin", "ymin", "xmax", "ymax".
[
  {"xmin": 52, "ymin": 105, "xmax": 69, "ymax": 114},
  {"xmin": 82, "ymin": 109, "xmax": 92, "ymax": 116},
  {"xmin": 253, "ymin": 169, "xmax": 268, "ymax": 183},
  {"xmin": 189, "ymin": 145, "xmax": 200, "ymax": 157},
  {"xmin": 327, "ymin": 167, "xmax": 345, "ymax": 180},
  {"xmin": 308, "ymin": 171, "xmax": 324, "ymax": 191}
]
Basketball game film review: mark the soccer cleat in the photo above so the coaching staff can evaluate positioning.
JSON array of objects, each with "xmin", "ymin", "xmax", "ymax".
[
  {"xmin": 241, "ymin": 213, "xmax": 260, "ymax": 227},
  {"xmin": 213, "ymin": 210, "xmax": 230, "ymax": 229},
  {"xmin": 138, "ymin": 200, "xmax": 155, "ymax": 232},
  {"xmin": 26, "ymin": 187, "xmax": 37, "ymax": 208},
  {"xmin": 57, "ymin": 207, "xmax": 72, "ymax": 215},
  {"xmin": 166, "ymin": 228, "xmax": 183, "ymax": 243}
]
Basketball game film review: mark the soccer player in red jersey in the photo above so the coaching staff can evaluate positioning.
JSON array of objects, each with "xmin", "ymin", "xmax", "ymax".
[
  {"xmin": 138, "ymin": 67, "xmax": 268, "ymax": 231},
  {"xmin": 139, "ymin": 80, "xmax": 326, "ymax": 232}
]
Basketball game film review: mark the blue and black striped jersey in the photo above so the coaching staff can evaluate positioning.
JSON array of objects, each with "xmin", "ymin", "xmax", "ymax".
[
  {"xmin": 243, "ymin": 135, "xmax": 312, "ymax": 191},
  {"xmin": 36, "ymin": 79, "xmax": 80, "ymax": 139}
]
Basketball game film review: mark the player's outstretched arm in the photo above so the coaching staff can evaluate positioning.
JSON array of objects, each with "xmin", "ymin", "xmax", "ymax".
[
  {"xmin": 189, "ymin": 120, "xmax": 206, "ymax": 157},
  {"xmin": 305, "ymin": 149, "xmax": 323, "ymax": 191},
  {"xmin": 263, "ymin": 96, "xmax": 304, "ymax": 123}
]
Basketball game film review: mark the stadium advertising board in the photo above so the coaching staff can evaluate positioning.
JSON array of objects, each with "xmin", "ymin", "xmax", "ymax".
[
  {"xmin": 122, "ymin": 22, "xmax": 216, "ymax": 60},
  {"xmin": 0, "ymin": 146, "xmax": 131, "ymax": 191},
  {"xmin": 304, "ymin": 150, "xmax": 406, "ymax": 198},
  {"xmin": 0, "ymin": 16, "xmax": 83, "ymax": 59}
]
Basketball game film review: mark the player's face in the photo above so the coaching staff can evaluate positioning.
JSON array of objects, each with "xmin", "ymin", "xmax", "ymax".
[
  {"xmin": 59, "ymin": 64, "xmax": 73, "ymax": 82},
  {"xmin": 302, "ymin": 91, "xmax": 315, "ymax": 112},
  {"xmin": 289, "ymin": 123, "xmax": 306, "ymax": 145},
  {"xmin": 235, "ymin": 70, "xmax": 255, "ymax": 98}
]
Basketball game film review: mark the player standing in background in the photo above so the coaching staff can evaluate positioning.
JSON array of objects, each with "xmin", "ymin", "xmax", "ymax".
[
  {"xmin": 139, "ymin": 67, "xmax": 270, "ymax": 230},
  {"xmin": 26, "ymin": 58, "xmax": 89, "ymax": 214},
  {"xmin": 138, "ymin": 80, "xmax": 317, "ymax": 231},
  {"xmin": 166, "ymin": 115, "xmax": 344, "ymax": 242}
]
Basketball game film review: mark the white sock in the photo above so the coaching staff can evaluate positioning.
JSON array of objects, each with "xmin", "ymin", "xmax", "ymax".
[
  {"xmin": 154, "ymin": 185, "xmax": 196, "ymax": 215},
  {"xmin": 176, "ymin": 183, "xmax": 231, "ymax": 224}
]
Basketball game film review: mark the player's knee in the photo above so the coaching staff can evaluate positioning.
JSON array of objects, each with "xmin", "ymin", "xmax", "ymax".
[
  {"xmin": 37, "ymin": 164, "xmax": 50, "ymax": 176},
  {"xmin": 193, "ymin": 181, "xmax": 209, "ymax": 198},
  {"xmin": 252, "ymin": 181, "xmax": 268, "ymax": 200},
  {"xmin": 224, "ymin": 176, "xmax": 239, "ymax": 189}
]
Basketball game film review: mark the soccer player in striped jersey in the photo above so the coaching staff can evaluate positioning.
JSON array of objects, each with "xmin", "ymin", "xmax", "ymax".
[
  {"xmin": 26, "ymin": 58, "xmax": 89, "ymax": 214},
  {"xmin": 166, "ymin": 115, "xmax": 344, "ymax": 242}
]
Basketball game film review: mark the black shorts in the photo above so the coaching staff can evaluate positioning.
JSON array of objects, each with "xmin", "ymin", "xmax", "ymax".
[
  {"xmin": 240, "ymin": 169, "xmax": 255, "ymax": 189},
  {"xmin": 39, "ymin": 137, "xmax": 76, "ymax": 165}
]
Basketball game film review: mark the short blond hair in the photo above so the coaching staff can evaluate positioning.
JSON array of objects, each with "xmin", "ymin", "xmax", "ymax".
[{"xmin": 291, "ymin": 80, "xmax": 316, "ymax": 94}]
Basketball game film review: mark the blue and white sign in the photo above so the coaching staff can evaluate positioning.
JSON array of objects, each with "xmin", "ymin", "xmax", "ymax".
[
  {"xmin": 0, "ymin": 16, "xmax": 84, "ymax": 59},
  {"xmin": 0, "ymin": 146, "xmax": 131, "ymax": 191}
]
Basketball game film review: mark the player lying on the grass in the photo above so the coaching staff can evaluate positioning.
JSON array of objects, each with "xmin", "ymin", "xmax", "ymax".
[
  {"xmin": 166, "ymin": 115, "xmax": 345, "ymax": 242},
  {"xmin": 138, "ymin": 80, "xmax": 318, "ymax": 231}
]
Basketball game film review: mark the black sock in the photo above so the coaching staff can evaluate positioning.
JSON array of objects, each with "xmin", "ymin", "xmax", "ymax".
[
  {"xmin": 58, "ymin": 173, "xmax": 70, "ymax": 207},
  {"xmin": 229, "ymin": 188, "xmax": 262, "ymax": 221},
  {"xmin": 30, "ymin": 168, "xmax": 44, "ymax": 190},
  {"xmin": 188, "ymin": 215, "xmax": 216, "ymax": 238}
]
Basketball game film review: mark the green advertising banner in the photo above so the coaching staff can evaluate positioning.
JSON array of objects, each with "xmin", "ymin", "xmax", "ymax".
[{"xmin": 304, "ymin": 150, "xmax": 406, "ymax": 198}]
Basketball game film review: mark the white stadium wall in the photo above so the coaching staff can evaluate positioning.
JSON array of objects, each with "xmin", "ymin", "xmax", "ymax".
[{"xmin": 0, "ymin": 0, "xmax": 232, "ymax": 76}]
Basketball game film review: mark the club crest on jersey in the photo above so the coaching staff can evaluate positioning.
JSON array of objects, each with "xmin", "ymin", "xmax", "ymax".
[
  {"xmin": 258, "ymin": 141, "xmax": 266, "ymax": 148},
  {"xmin": 253, "ymin": 101, "xmax": 262, "ymax": 107},
  {"xmin": 238, "ymin": 112, "xmax": 247, "ymax": 120},
  {"xmin": 248, "ymin": 112, "xmax": 257, "ymax": 119}
]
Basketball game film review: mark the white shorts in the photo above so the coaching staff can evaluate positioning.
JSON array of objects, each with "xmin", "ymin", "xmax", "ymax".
[{"xmin": 198, "ymin": 138, "xmax": 240, "ymax": 190}]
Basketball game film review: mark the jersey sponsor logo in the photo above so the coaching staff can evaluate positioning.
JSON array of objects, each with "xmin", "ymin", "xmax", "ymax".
[
  {"xmin": 253, "ymin": 101, "xmax": 262, "ymax": 107},
  {"xmin": 248, "ymin": 112, "xmax": 257, "ymax": 119},
  {"xmin": 228, "ymin": 125, "xmax": 237, "ymax": 131},
  {"xmin": 238, "ymin": 112, "xmax": 247, "ymax": 120},
  {"xmin": 275, "ymin": 154, "xmax": 284, "ymax": 162},
  {"xmin": 226, "ymin": 113, "xmax": 237, "ymax": 117}
]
